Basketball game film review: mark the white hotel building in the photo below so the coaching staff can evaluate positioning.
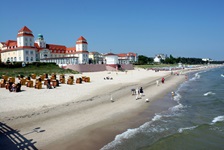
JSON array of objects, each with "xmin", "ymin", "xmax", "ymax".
[{"xmin": 0, "ymin": 26, "xmax": 89, "ymax": 65}]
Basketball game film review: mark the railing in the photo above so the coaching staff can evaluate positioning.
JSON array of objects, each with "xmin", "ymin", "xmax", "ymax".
[{"xmin": 0, "ymin": 122, "xmax": 38, "ymax": 150}]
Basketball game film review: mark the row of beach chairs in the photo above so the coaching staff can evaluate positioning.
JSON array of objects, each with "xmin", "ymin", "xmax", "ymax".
[{"xmin": 0, "ymin": 74, "xmax": 91, "ymax": 90}]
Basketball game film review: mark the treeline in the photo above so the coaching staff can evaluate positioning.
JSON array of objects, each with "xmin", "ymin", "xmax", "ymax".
[{"xmin": 136, "ymin": 55, "xmax": 224, "ymax": 65}]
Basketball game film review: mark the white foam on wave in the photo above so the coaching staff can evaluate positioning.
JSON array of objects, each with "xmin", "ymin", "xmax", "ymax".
[
  {"xmin": 152, "ymin": 114, "xmax": 162, "ymax": 121},
  {"xmin": 100, "ymin": 127, "xmax": 139, "ymax": 150},
  {"xmin": 203, "ymin": 91, "xmax": 216, "ymax": 96},
  {"xmin": 211, "ymin": 115, "xmax": 224, "ymax": 124},
  {"xmin": 190, "ymin": 72, "xmax": 201, "ymax": 81},
  {"xmin": 169, "ymin": 103, "xmax": 184, "ymax": 112},
  {"xmin": 101, "ymin": 113, "xmax": 168, "ymax": 150},
  {"xmin": 173, "ymin": 93, "xmax": 182, "ymax": 102},
  {"xmin": 221, "ymin": 74, "xmax": 224, "ymax": 77},
  {"xmin": 178, "ymin": 125, "xmax": 198, "ymax": 133}
]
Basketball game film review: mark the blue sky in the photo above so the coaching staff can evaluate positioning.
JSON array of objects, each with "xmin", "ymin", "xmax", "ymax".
[{"xmin": 0, "ymin": 0, "xmax": 223, "ymax": 60}]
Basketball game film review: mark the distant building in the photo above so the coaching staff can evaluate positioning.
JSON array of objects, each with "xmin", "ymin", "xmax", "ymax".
[
  {"xmin": 154, "ymin": 54, "xmax": 167, "ymax": 63},
  {"xmin": 202, "ymin": 58, "xmax": 213, "ymax": 62},
  {"xmin": 89, "ymin": 51, "xmax": 103, "ymax": 64},
  {"xmin": 117, "ymin": 52, "xmax": 138, "ymax": 64},
  {"xmin": 103, "ymin": 53, "xmax": 118, "ymax": 65}
]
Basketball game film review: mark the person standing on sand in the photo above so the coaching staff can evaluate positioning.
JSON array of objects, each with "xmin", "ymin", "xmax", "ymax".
[
  {"xmin": 136, "ymin": 87, "xmax": 139, "ymax": 100},
  {"xmin": 139, "ymin": 87, "xmax": 144, "ymax": 97},
  {"xmin": 156, "ymin": 80, "xmax": 159, "ymax": 86},
  {"xmin": 161, "ymin": 77, "xmax": 165, "ymax": 84}
]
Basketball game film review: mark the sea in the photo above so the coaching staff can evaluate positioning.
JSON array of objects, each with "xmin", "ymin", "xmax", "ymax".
[{"xmin": 101, "ymin": 66, "xmax": 224, "ymax": 150}]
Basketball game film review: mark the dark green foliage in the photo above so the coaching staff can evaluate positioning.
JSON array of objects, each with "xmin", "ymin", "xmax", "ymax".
[
  {"xmin": 136, "ymin": 55, "xmax": 154, "ymax": 65},
  {"xmin": 0, "ymin": 62, "xmax": 78, "ymax": 78},
  {"xmin": 136, "ymin": 54, "xmax": 223, "ymax": 66}
]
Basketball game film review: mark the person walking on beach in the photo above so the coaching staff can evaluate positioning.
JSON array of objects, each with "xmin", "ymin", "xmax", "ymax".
[
  {"xmin": 139, "ymin": 87, "xmax": 144, "ymax": 98},
  {"xmin": 156, "ymin": 80, "xmax": 159, "ymax": 86},
  {"xmin": 161, "ymin": 77, "xmax": 165, "ymax": 84},
  {"xmin": 136, "ymin": 87, "xmax": 139, "ymax": 100},
  {"xmin": 171, "ymin": 91, "xmax": 175, "ymax": 97}
]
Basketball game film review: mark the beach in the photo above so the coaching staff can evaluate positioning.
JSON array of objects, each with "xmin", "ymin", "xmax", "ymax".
[{"xmin": 0, "ymin": 66, "xmax": 212, "ymax": 150}]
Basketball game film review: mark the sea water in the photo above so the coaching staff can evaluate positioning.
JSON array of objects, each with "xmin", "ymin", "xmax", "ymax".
[{"xmin": 101, "ymin": 66, "xmax": 224, "ymax": 150}]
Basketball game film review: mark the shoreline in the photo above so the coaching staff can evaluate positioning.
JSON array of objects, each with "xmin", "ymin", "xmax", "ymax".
[
  {"xmin": 0, "ymin": 65, "xmax": 221, "ymax": 149},
  {"xmin": 49, "ymin": 73, "xmax": 186, "ymax": 150}
]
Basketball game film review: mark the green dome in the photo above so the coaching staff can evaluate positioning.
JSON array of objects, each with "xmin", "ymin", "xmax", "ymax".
[{"xmin": 38, "ymin": 34, "xmax": 43, "ymax": 38}]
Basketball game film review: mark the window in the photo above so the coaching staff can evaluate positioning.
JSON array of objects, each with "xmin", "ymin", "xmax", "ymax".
[
  {"xmin": 14, "ymin": 57, "xmax": 16, "ymax": 61},
  {"xmin": 30, "ymin": 38, "xmax": 32, "ymax": 42},
  {"xmin": 30, "ymin": 51, "xmax": 33, "ymax": 55},
  {"xmin": 19, "ymin": 57, "xmax": 21, "ymax": 61},
  {"xmin": 31, "ymin": 57, "xmax": 33, "ymax": 61},
  {"xmin": 26, "ymin": 57, "xmax": 29, "ymax": 61},
  {"xmin": 25, "ymin": 43, "xmax": 27, "ymax": 46},
  {"xmin": 26, "ymin": 51, "xmax": 29, "ymax": 55}
]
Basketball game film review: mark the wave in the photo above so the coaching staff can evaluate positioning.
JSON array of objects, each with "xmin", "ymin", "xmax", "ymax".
[
  {"xmin": 211, "ymin": 115, "xmax": 224, "ymax": 124},
  {"xmin": 189, "ymin": 72, "xmax": 201, "ymax": 81},
  {"xmin": 178, "ymin": 125, "xmax": 198, "ymax": 133},
  {"xmin": 152, "ymin": 114, "xmax": 162, "ymax": 121},
  {"xmin": 101, "ymin": 112, "xmax": 172, "ymax": 150},
  {"xmin": 221, "ymin": 74, "xmax": 224, "ymax": 77},
  {"xmin": 173, "ymin": 92, "xmax": 182, "ymax": 102},
  {"xmin": 169, "ymin": 103, "xmax": 184, "ymax": 112},
  {"xmin": 203, "ymin": 91, "xmax": 216, "ymax": 96}
]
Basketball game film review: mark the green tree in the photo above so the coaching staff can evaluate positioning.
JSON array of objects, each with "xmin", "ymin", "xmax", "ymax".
[
  {"xmin": 137, "ymin": 55, "xmax": 154, "ymax": 65},
  {"xmin": 138, "ymin": 55, "xmax": 149, "ymax": 65}
]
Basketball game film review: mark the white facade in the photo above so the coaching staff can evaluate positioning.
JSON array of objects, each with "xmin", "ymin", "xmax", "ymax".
[
  {"xmin": 104, "ymin": 54, "xmax": 118, "ymax": 64},
  {"xmin": 23, "ymin": 49, "xmax": 36, "ymax": 62},
  {"xmin": 154, "ymin": 54, "xmax": 167, "ymax": 63},
  {"xmin": 154, "ymin": 57, "xmax": 161, "ymax": 63}
]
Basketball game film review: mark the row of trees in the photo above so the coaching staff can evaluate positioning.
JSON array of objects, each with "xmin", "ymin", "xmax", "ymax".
[{"xmin": 137, "ymin": 55, "xmax": 224, "ymax": 65}]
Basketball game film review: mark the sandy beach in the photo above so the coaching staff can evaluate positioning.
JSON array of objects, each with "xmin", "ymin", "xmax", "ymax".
[{"xmin": 0, "ymin": 66, "xmax": 213, "ymax": 150}]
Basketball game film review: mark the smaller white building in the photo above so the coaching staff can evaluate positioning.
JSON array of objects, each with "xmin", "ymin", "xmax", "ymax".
[
  {"xmin": 154, "ymin": 54, "xmax": 167, "ymax": 63},
  {"xmin": 104, "ymin": 53, "xmax": 118, "ymax": 64}
]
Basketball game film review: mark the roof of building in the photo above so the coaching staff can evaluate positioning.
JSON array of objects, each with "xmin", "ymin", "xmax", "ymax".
[
  {"xmin": 18, "ymin": 26, "xmax": 32, "ymax": 33},
  {"xmin": 117, "ymin": 52, "xmax": 137, "ymax": 57},
  {"xmin": 77, "ymin": 36, "xmax": 86, "ymax": 41},
  {"xmin": 127, "ymin": 52, "xmax": 137, "ymax": 56},
  {"xmin": 117, "ymin": 53, "xmax": 127, "ymax": 57},
  {"xmin": 66, "ymin": 47, "xmax": 76, "ymax": 53},
  {"xmin": 104, "ymin": 52, "xmax": 117, "ymax": 56},
  {"xmin": 5, "ymin": 40, "xmax": 17, "ymax": 47},
  {"xmin": 76, "ymin": 36, "xmax": 88, "ymax": 44},
  {"xmin": 46, "ymin": 44, "xmax": 66, "ymax": 50}
]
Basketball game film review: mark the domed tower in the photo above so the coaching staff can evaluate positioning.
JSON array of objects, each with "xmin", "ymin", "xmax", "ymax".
[
  {"xmin": 17, "ymin": 26, "xmax": 34, "ymax": 47},
  {"xmin": 35, "ymin": 34, "xmax": 46, "ymax": 48},
  {"xmin": 75, "ymin": 36, "xmax": 89, "ymax": 64}
]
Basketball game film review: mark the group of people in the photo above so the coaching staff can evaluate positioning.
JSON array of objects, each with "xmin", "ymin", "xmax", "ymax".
[
  {"xmin": 131, "ymin": 76, "xmax": 176, "ymax": 100},
  {"xmin": 156, "ymin": 77, "xmax": 165, "ymax": 86},
  {"xmin": 131, "ymin": 87, "xmax": 144, "ymax": 100}
]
